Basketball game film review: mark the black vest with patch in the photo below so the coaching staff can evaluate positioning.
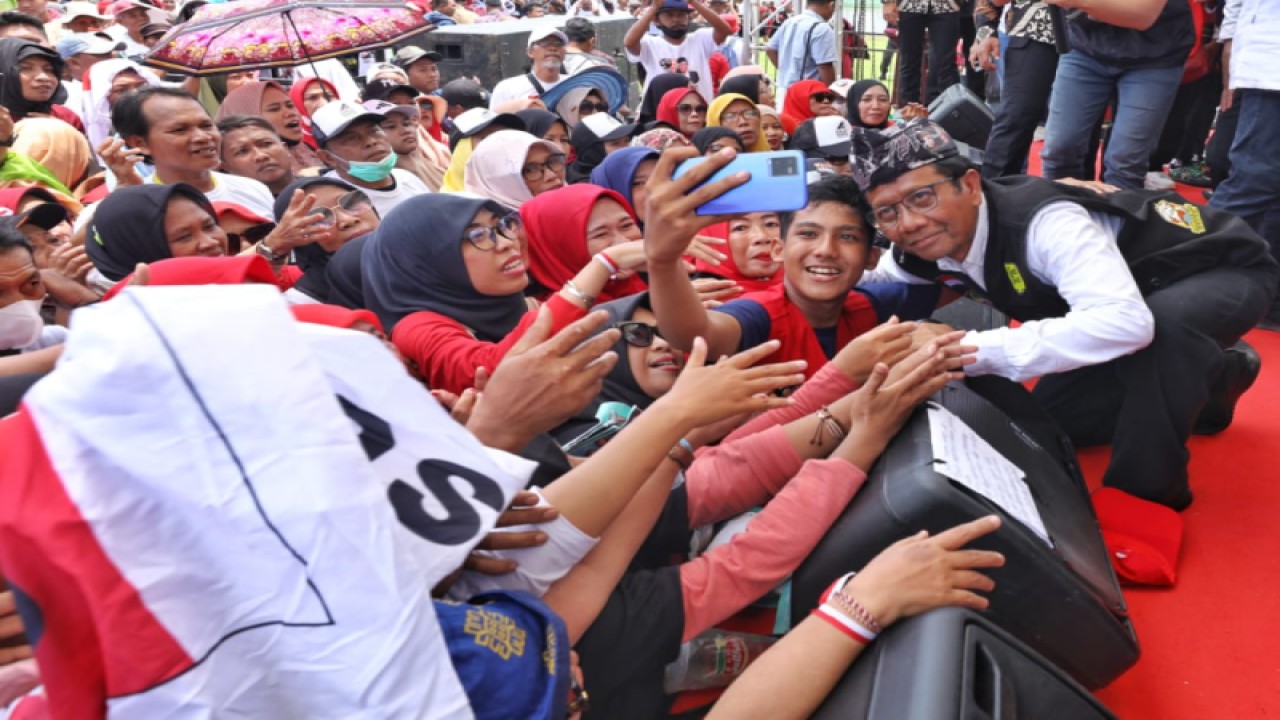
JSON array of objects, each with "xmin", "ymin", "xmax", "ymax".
[{"xmin": 892, "ymin": 175, "xmax": 1278, "ymax": 323}]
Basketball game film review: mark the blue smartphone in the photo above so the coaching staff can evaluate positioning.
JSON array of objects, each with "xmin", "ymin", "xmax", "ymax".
[{"xmin": 673, "ymin": 150, "xmax": 809, "ymax": 216}]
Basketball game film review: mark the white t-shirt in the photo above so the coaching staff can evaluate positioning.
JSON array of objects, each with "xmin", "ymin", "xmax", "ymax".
[
  {"xmin": 202, "ymin": 172, "xmax": 277, "ymax": 218},
  {"xmin": 626, "ymin": 27, "xmax": 720, "ymax": 103},
  {"xmin": 323, "ymin": 168, "xmax": 430, "ymax": 217},
  {"xmin": 488, "ymin": 73, "xmax": 565, "ymax": 109}
]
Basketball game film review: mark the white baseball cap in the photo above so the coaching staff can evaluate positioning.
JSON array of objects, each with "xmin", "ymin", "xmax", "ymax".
[
  {"xmin": 527, "ymin": 26, "xmax": 568, "ymax": 47},
  {"xmin": 310, "ymin": 100, "xmax": 385, "ymax": 145}
]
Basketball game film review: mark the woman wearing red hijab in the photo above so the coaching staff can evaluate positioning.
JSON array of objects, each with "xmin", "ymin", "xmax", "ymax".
[
  {"xmin": 693, "ymin": 211, "xmax": 784, "ymax": 294},
  {"xmin": 779, "ymin": 79, "xmax": 840, "ymax": 135},
  {"xmin": 521, "ymin": 184, "xmax": 650, "ymax": 304},
  {"xmin": 287, "ymin": 77, "xmax": 339, "ymax": 151},
  {"xmin": 656, "ymin": 87, "xmax": 710, "ymax": 139}
]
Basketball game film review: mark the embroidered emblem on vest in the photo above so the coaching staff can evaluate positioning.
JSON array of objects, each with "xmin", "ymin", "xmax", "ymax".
[
  {"xmin": 1154, "ymin": 200, "xmax": 1206, "ymax": 234},
  {"xmin": 1004, "ymin": 263, "xmax": 1027, "ymax": 294}
]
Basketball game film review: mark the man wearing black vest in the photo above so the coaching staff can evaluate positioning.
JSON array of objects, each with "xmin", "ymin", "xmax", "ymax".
[{"xmin": 854, "ymin": 121, "xmax": 1278, "ymax": 510}]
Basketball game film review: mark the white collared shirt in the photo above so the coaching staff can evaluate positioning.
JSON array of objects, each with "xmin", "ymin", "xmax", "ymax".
[{"xmin": 863, "ymin": 196, "xmax": 1155, "ymax": 381}]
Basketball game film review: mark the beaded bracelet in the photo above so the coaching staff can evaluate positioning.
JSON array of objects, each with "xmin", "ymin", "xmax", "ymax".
[
  {"xmin": 809, "ymin": 406, "xmax": 848, "ymax": 447},
  {"xmin": 824, "ymin": 572, "xmax": 883, "ymax": 634}
]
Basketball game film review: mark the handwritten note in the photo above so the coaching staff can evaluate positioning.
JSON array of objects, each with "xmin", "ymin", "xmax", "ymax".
[{"xmin": 927, "ymin": 403, "xmax": 1053, "ymax": 547}]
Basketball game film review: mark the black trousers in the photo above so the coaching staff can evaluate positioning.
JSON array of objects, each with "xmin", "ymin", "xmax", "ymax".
[
  {"xmin": 1031, "ymin": 266, "xmax": 1276, "ymax": 508},
  {"xmin": 897, "ymin": 11, "xmax": 962, "ymax": 106},
  {"xmin": 982, "ymin": 39, "xmax": 1058, "ymax": 179},
  {"xmin": 1149, "ymin": 71, "xmax": 1222, "ymax": 170}
]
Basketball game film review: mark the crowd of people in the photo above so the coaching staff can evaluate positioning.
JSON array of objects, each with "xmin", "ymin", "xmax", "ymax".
[{"xmin": 0, "ymin": 0, "xmax": 1275, "ymax": 715}]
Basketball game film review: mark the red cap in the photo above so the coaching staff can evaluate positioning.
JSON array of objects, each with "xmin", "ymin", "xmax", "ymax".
[
  {"xmin": 290, "ymin": 304, "xmax": 384, "ymax": 334},
  {"xmin": 102, "ymin": 255, "xmax": 278, "ymax": 301},
  {"xmin": 212, "ymin": 201, "xmax": 274, "ymax": 226}
]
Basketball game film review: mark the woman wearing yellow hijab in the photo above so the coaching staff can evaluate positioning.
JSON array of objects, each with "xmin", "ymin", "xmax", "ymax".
[{"xmin": 707, "ymin": 93, "xmax": 770, "ymax": 152}]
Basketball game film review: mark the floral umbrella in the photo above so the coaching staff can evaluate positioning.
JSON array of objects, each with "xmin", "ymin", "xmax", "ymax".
[{"xmin": 143, "ymin": 0, "xmax": 433, "ymax": 75}]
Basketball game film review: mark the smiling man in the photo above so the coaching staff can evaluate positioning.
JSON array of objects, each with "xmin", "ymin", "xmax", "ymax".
[
  {"xmin": 311, "ymin": 100, "xmax": 430, "ymax": 217},
  {"xmin": 646, "ymin": 169, "xmax": 939, "ymax": 377},
  {"xmin": 855, "ymin": 120, "xmax": 1279, "ymax": 510},
  {"xmin": 113, "ymin": 87, "xmax": 275, "ymax": 216}
]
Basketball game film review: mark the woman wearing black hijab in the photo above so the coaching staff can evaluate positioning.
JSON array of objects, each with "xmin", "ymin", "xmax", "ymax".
[
  {"xmin": 551, "ymin": 292, "xmax": 686, "ymax": 453},
  {"xmin": 515, "ymin": 108, "xmax": 572, "ymax": 158},
  {"xmin": 717, "ymin": 74, "xmax": 761, "ymax": 105},
  {"xmin": 85, "ymin": 184, "xmax": 227, "ymax": 282},
  {"xmin": 0, "ymin": 39, "xmax": 76, "ymax": 129},
  {"xmin": 362, "ymin": 194, "xmax": 567, "ymax": 395},
  {"xmin": 637, "ymin": 73, "xmax": 692, "ymax": 126},
  {"xmin": 690, "ymin": 127, "xmax": 744, "ymax": 156},
  {"xmin": 845, "ymin": 79, "xmax": 893, "ymax": 130},
  {"xmin": 324, "ymin": 234, "xmax": 370, "ymax": 311},
  {"xmin": 273, "ymin": 176, "xmax": 379, "ymax": 304}
]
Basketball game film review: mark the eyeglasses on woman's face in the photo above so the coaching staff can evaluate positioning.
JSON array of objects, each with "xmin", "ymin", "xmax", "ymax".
[
  {"xmin": 521, "ymin": 153, "xmax": 567, "ymax": 180},
  {"xmin": 720, "ymin": 108, "xmax": 760, "ymax": 123},
  {"xmin": 615, "ymin": 321, "xmax": 664, "ymax": 348},
  {"xmin": 464, "ymin": 212, "xmax": 523, "ymax": 250}
]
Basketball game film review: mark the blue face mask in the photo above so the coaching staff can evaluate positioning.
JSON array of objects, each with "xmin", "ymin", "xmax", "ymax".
[{"xmin": 344, "ymin": 153, "xmax": 397, "ymax": 183}]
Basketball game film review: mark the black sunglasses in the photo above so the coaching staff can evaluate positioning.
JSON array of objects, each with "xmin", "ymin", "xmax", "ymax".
[
  {"xmin": 226, "ymin": 222, "xmax": 274, "ymax": 254},
  {"xmin": 616, "ymin": 321, "xmax": 664, "ymax": 348},
  {"xmin": 578, "ymin": 101, "xmax": 610, "ymax": 114},
  {"xmin": 811, "ymin": 92, "xmax": 838, "ymax": 104}
]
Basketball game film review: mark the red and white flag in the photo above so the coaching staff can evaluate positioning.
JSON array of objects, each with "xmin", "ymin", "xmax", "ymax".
[{"xmin": 0, "ymin": 286, "xmax": 531, "ymax": 719}]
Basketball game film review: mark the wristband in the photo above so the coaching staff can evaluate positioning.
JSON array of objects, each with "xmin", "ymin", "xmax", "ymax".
[
  {"xmin": 809, "ymin": 406, "xmax": 848, "ymax": 447},
  {"xmin": 594, "ymin": 252, "xmax": 619, "ymax": 276},
  {"xmin": 666, "ymin": 438, "xmax": 694, "ymax": 469},
  {"xmin": 812, "ymin": 606, "xmax": 874, "ymax": 644},
  {"xmin": 561, "ymin": 279, "xmax": 596, "ymax": 307}
]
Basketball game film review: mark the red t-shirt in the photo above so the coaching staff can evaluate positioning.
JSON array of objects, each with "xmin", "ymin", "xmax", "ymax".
[{"xmin": 391, "ymin": 293, "xmax": 588, "ymax": 395}]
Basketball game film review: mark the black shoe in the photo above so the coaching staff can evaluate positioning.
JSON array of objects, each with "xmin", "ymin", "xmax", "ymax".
[{"xmin": 1194, "ymin": 340, "xmax": 1261, "ymax": 435}]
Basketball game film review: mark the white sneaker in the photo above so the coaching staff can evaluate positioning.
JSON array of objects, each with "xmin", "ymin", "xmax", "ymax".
[{"xmin": 1144, "ymin": 171, "xmax": 1176, "ymax": 191}]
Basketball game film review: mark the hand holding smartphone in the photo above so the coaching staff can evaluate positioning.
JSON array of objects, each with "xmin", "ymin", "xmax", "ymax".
[{"xmin": 672, "ymin": 150, "xmax": 809, "ymax": 216}]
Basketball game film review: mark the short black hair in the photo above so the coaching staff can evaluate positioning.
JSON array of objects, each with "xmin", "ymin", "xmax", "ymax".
[
  {"xmin": 565, "ymin": 17, "xmax": 595, "ymax": 42},
  {"xmin": 113, "ymin": 86, "xmax": 205, "ymax": 141},
  {"xmin": 217, "ymin": 115, "xmax": 281, "ymax": 159},
  {"xmin": 431, "ymin": 0, "xmax": 452, "ymax": 8},
  {"xmin": 0, "ymin": 11, "xmax": 47, "ymax": 38},
  {"xmin": 780, "ymin": 174, "xmax": 872, "ymax": 241},
  {"xmin": 217, "ymin": 115, "xmax": 279, "ymax": 138}
]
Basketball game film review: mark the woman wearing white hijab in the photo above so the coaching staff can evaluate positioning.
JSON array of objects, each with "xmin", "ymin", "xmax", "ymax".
[
  {"xmin": 84, "ymin": 59, "xmax": 162, "ymax": 153},
  {"xmin": 463, "ymin": 130, "xmax": 566, "ymax": 210}
]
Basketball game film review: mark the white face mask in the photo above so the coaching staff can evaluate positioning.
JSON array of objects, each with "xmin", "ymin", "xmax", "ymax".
[{"xmin": 0, "ymin": 299, "xmax": 45, "ymax": 350}]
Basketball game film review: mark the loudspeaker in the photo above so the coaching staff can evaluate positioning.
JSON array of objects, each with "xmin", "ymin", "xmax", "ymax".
[
  {"xmin": 790, "ymin": 380, "xmax": 1140, "ymax": 690},
  {"xmin": 929, "ymin": 83, "xmax": 994, "ymax": 150},
  {"xmin": 811, "ymin": 607, "xmax": 1119, "ymax": 720},
  {"xmin": 392, "ymin": 17, "xmax": 638, "ymax": 100}
]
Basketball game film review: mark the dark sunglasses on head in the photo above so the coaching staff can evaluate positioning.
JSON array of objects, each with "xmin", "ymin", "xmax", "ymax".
[
  {"xmin": 226, "ymin": 222, "xmax": 274, "ymax": 254},
  {"xmin": 578, "ymin": 101, "xmax": 610, "ymax": 114},
  {"xmin": 616, "ymin": 321, "xmax": 664, "ymax": 348}
]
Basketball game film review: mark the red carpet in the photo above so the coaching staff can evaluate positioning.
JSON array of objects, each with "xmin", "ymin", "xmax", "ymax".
[
  {"xmin": 1021, "ymin": 142, "xmax": 1276, "ymax": 716},
  {"xmin": 1085, "ymin": 328, "xmax": 1280, "ymax": 719}
]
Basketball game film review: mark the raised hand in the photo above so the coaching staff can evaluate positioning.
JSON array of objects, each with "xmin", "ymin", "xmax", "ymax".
[
  {"xmin": 260, "ymin": 189, "xmax": 332, "ymax": 256},
  {"xmin": 643, "ymin": 147, "xmax": 750, "ymax": 265},
  {"xmin": 830, "ymin": 316, "xmax": 918, "ymax": 384},
  {"xmin": 692, "ymin": 277, "xmax": 743, "ymax": 308},
  {"xmin": 846, "ymin": 515, "xmax": 1005, "ymax": 628},
  {"xmin": 652, "ymin": 337, "xmax": 805, "ymax": 429},
  {"xmin": 466, "ymin": 309, "xmax": 620, "ymax": 451},
  {"xmin": 95, "ymin": 137, "xmax": 147, "ymax": 187},
  {"xmin": 462, "ymin": 490, "xmax": 560, "ymax": 575},
  {"xmin": 47, "ymin": 242, "xmax": 94, "ymax": 285}
]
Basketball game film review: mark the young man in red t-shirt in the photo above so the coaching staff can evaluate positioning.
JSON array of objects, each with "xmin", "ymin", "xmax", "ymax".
[{"xmin": 645, "ymin": 152, "xmax": 940, "ymax": 379}]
